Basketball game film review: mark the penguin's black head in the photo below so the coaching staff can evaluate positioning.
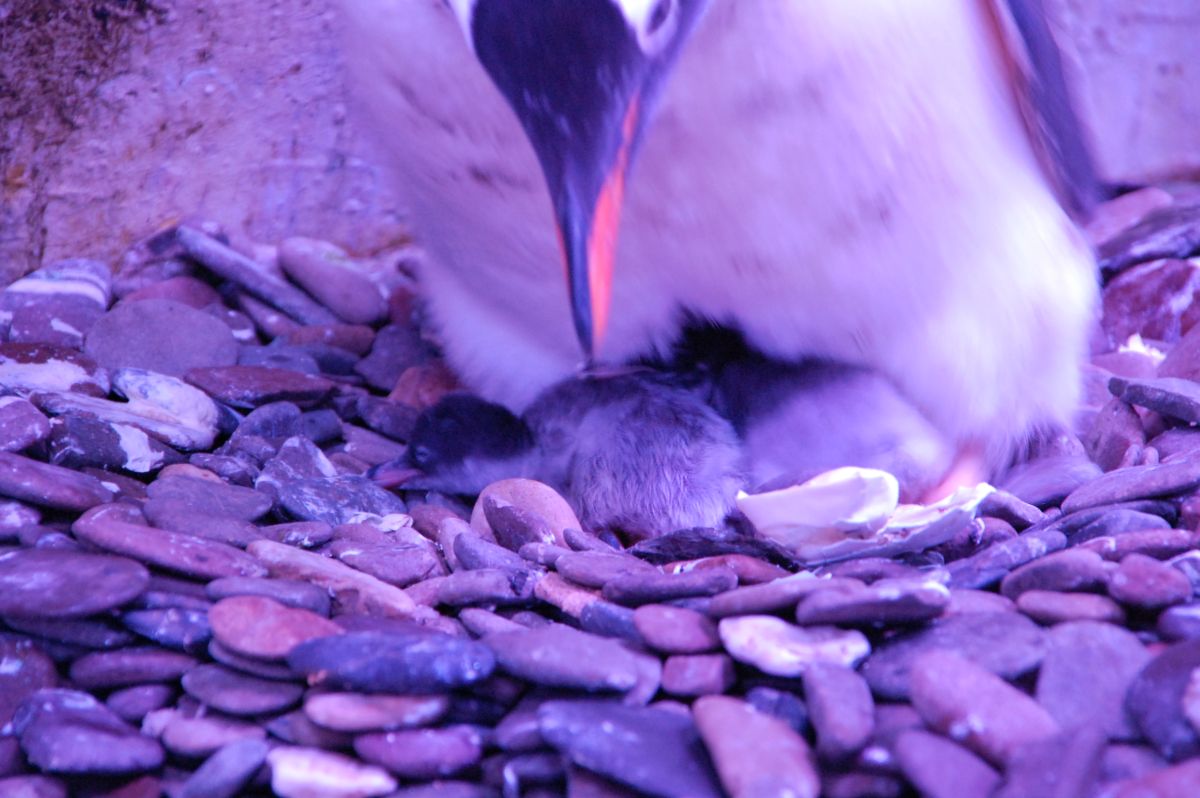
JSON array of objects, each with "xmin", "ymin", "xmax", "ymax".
[
  {"xmin": 447, "ymin": 0, "xmax": 708, "ymax": 360},
  {"xmin": 408, "ymin": 393, "xmax": 533, "ymax": 472}
]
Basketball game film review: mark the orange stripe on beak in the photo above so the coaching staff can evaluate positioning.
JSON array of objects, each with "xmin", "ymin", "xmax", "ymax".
[{"xmin": 585, "ymin": 96, "xmax": 641, "ymax": 355}]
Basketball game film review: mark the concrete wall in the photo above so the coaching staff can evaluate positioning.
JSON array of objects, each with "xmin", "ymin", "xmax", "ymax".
[{"xmin": 1, "ymin": 0, "xmax": 1197, "ymax": 285}]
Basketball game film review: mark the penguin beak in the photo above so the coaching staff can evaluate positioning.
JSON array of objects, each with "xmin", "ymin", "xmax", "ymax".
[
  {"xmin": 465, "ymin": 0, "xmax": 668, "ymax": 361},
  {"xmin": 556, "ymin": 97, "xmax": 641, "ymax": 360}
]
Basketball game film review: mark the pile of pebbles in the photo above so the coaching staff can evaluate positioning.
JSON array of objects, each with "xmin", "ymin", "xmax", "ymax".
[{"xmin": 0, "ymin": 186, "xmax": 1199, "ymax": 798}]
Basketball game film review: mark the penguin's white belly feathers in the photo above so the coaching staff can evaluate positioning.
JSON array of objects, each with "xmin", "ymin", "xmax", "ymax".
[{"xmin": 343, "ymin": 0, "xmax": 1097, "ymax": 463}]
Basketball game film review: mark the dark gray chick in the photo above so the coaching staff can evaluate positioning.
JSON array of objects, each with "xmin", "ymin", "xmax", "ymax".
[{"xmin": 379, "ymin": 369, "xmax": 745, "ymax": 540}]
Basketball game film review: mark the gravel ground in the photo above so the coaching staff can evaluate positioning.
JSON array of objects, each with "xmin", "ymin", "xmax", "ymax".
[{"xmin": 0, "ymin": 187, "xmax": 1198, "ymax": 797}]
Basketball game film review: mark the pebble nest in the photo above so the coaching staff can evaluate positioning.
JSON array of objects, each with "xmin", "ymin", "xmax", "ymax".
[{"xmin": 0, "ymin": 186, "xmax": 1198, "ymax": 797}]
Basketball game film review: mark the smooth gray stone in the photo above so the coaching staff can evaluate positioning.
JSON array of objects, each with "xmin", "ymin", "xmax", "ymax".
[{"xmin": 287, "ymin": 631, "xmax": 494, "ymax": 693}]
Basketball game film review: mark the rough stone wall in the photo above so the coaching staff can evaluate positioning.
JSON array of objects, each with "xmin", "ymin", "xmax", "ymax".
[
  {"xmin": 0, "ymin": 0, "xmax": 407, "ymax": 284},
  {"xmin": 1047, "ymin": 0, "xmax": 1200, "ymax": 186},
  {"xmin": 0, "ymin": 0, "xmax": 1197, "ymax": 285}
]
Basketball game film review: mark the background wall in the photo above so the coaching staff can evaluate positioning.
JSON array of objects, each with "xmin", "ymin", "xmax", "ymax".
[{"xmin": 1, "ymin": 0, "xmax": 1197, "ymax": 285}]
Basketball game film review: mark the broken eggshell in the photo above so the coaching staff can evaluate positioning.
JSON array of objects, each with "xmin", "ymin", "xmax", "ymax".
[{"xmin": 737, "ymin": 466, "xmax": 993, "ymax": 564}]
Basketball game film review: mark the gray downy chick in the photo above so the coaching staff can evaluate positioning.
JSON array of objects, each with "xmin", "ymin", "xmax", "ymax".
[
  {"xmin": 382, "ymin": 370, "xmax": 745, "ymax": 540},
  {"xmin": 665, "ymin": 326, "xmax": 955, "ymax": 502}
]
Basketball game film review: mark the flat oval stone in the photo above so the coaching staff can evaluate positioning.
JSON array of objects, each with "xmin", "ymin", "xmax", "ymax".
[
  {"xmin": 707, "ymin": 573, "xmax": 841, "ymax": 617},
  {"xmin": 181, "ymin": 664, "xmax": 303, "ymax": 716},
  {"xmin": 861, "ymin": 612, "xmax": 1045, "ymax": 700},
  {"xmin": 485, "ymin": 625, "xmax": 640, "ymax": 692},
  {"xmin": 1107, "ymin": 759, "xmax": 1200, "ymax": 798},
  {"xmin": 277, "ymin": 237, "xmax": 386, "ymax": 325},
  {"xmin": 159, "ymin": 711, "xmax": 267, "ymax": 759},
  {"xmin": 1110, "ymin": 375, "xmax": 1200, "ymax": 425},
  {"xmin": 85, "ymin": 298, "xmax": 238, "ymax": 377},
  {"xmin": 206, "ymin": 575, "xmax": 331, "ymax": 616},
  {"xmin": 0, "ymin": 775, "xmax": 68, "ymax": 798},
  {"xmin": 179, "ymin": 738, "xmax": 270, "ymax": 798},
  {"xmin": 718, "ymin": 616, "xmax": 870, "ymax": 677},
  {"xmin": 910, "ymin": 650, "xmax": 1059, "ymax": 765},
  {"xmin": 1000, "ymin": 456, "xmax": 1101, "ymax": 508},
  {"xmin": 0, "ymin": 638, "xmax": 57, "ymax": 726},
  {"xmin": 303, "ymin": 693, "xmax": 448, "ymax": 733},
  {"xmin": 331, "ymin": 540, "xmax": 445, "ymax": 588},
  {"xmin": 1081, "ymin": 528, "xmax": 1197, "ymax": 562},
  {"xmin": 0, "ymin": 397, "xmax": 51, "ymax": 454},
  {"xmin": 69, "ymin": 648, "xmax": 197, "ymax": 688},
  {"xmin": 1159, "ymin": 603, "xmax": 1200, "ymax": 641},
  {"xmin": 1062, "ymin": 457, "xmax": 1200, "ymax": 514},
  {"xmin": 893, "ymin": 729, "xmax": 1000, "ymax": 798},
  {"xmin": 470, "ymin": 479, "xmax": 580, "ymax": 547},
  {"xmin": 353, "ymin": 726, "xmax": 484, "ymax": 779},
  {"xmin": 13, "ymin": 688, "xmax": 164, "ymax": 775},
  {"xmin": 602, "ymin": 566, "xmax": 738, "ymax": 606},
  {"xmin": 794, "ymin": 578, "xmax": 949, "ymax": 626},
  {"xmin": 121, "ymin": 608, "xmax": 212, "ymax": 651},
  {"xmin": 209, "ymin": 595, "xmax": 342, "ymax": 661},
  {"xmin": 267, "ymin": 746, "xmax": 396, "ymax": 798},
  {"xmin": 1036, "ymin": 621, "xmax": 1150, "ymax": 739},
  {"xmin": 185, "ymin": 365, "xmax": 336, "ymax": 410},
  {"xmin": 999, "ymin": 548, "xmax": 1109, "ymax": 599},
  {"xmin": 1126, "ymin": 640, "xmax": 1200, "ymax": 761},
  {"xmin": 661, "ymin": 654, "xmax": 736, "ymax": 697},
  {"xmin": 949, "ymin": 525, "xmax": 1068, "ymax": 591},
  {"xmin": 278, "ymin": 475, "xmax": 407, "ymax": 526},
  {"xmin": 0, "ymin": 342, "xmax": 110, "ymax": 397},
  {"xmin": 73, "ymin": 505, "xmax": 267, "ymax": 581},
  {"xmin": 693, "ymin": 695, "xmax": 819, "ymax": 798},
  {"xmin": 1016, "ymin": 590, "xmax": 1127, "ymax": 625},
  {"xmin": 105, "ymin": 684, "xmax": 176, "ymax": 724},
  {"xmin": 248, "ymin": 540, "xmax": 417, "ymax": 619},
  {"xmin": 0, "ymin": 452, "xmax": 113, "ymax": 511},
  {"xmin": 146, "ymin": 475, "xmax": 273, "ymax": 521},
  {"xmin": 287, "ymin": 631, "xmax": 494, "ymax": 694},
  {"xmin": 1108, "ymin": 553, "xmax": 1194, "ymax": 609},
  {"xmin": 482, "ymin": 496, "xmax": 558, "ymax": 551},
  {"xmin": 555, "ymin": 550, "xmax": 657, "ymax": 589},
  {"xmin": 539, "ymin": 700, "xmax": 722, "ymax": 798},
  {"xmin": 0, "ymin": 549, "xmax": 148, "ymax": 619},
  {"xmin": 802, "ymin": 663, "xmax": 875, "ymax": 762},
  {"xmin": 633, "ymin": 604, "xmax": 720, "ymax": 654}
]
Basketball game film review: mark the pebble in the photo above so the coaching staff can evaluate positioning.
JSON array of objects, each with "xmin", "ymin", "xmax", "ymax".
[
  {"xmin": 0, "ymin": 775, "xmax": 69, "ymax": 798},
  {"xmin": 946, "ymin": 528, "xmax": 1067, "ymax": 589},
  {"xmin": 180, "ymin": 663, "xmax": 303, "ymax": 716},
  {"xmin": 861, "ymin": 611, "xmax": 1045, "ymax": 700},
  {"xmin": 0, "ymin": 341, "xmax": 110, "ymax": 396},
  {"xmin": 332, "ymin": 539, "xmax": 446, "ymax": 587},
  {"xmin": 69, "ymin": 647, "xmax": 196, "ymax": 689},
  {"xmin": 539, "ymin": 700, "xmax": 723, "ymax": 798},
  {"xmin": 555, "ymin": 550, "xmax": 657, "ymax": 588},
  {"xmin": 209, "ymin": 595, "xmax": 341, "ymax": 661},
  {"xmin": 601, "ymin": 566, "xmax": 738, "ymax": 606},
  {"xmin": 632, "ymin": 604, "xmax": 720, "ymax": 653},
  {"xmin": 205, "ymin": 576, "xmax": 331, "ymax": 615},
  {"xmin": 278, "ymin": 237, "xmax": 386, "ymax": 326},
  {"xmin": 1016, "ymin": 589, "xmax": 1127, "ymax": 625},
  {"xmin": 73, "ymin": 505, "xmax": 267, "ymax": 581},
  {"xmin": 661, "ymin": 654, "xmax": 735, "ymax": 697},
  {"xmin": 993, "ymin": 726, "xmax": 1106, "ymax": 798},
  {"xmin": 1036, "ymin": 621, "xmax": 1151, "ymax": 739},
  {"xmin": 122, "ymin": 607, "xmax": 212, "ymax": 650},
  {"xmin": 0, "ymin": 452, "xmax": 114, "ymax": 511},
  {"xmin": 802, "ymin": 663, "xmax": 874, "ymax": 761},
  {"xmin": 287, "ymin": 631, "xmax": 494, "ymax": 693},
  {"xmin": 146, "ymin": 474, "xmax": 273, "ymax": 520},
  {"xmin": 354, "ymin": 323, "xmax": 433, "ymax": 392},
  {"xmin": 1159, "ymin": 603, "xmax": 1200, "ymax": 640},
  {"xmin": 998, "ymin": 547, "xmax": 1109, "ymax": 598},
  {"xmin": 693, "ymin": 695, "xmax": 819, "ymax": 798},
  {"xmin": 1110, "ymin": 375, "xmax": 1200, "ymax": 424},
  {"xmin": 1061, "ymin": 455, "xmax": 1200, "ymax": 514},
  {"xmin": 893, "ymin": 729, "xmax": 999, "ymax": 798},
  {"xmin": 278, "ymin": 475, "xmax": 407, "ymax": 525},
  {"xmin": 84, "ymin": 299, "xmax": 238, "ymax": 377},
  {"xmin": 0, "ymin": 638, "xmax": 58, "ymax": 726},
  {"xmin": 1000, "ymin": 455, "xmax": 1101, "ymax": 508},
  {"xmin": 0, "ymin": 397, "xmax": 51, "ymax": 453},
  {"xmin": 267, "ymin": 746, "xmax": 396, "ymax": 798},
  {"xmin": 303, "ymin": 693, "xmax": 448, "ymax": 733},
  {"xmin": 186, "ymin": 364, "xmax": 336, "ymax": 410},
  {"xmin": 1111, "ymin": 758, "xmax": 1200, "ymax": 798},
  {"xmin": 105, "ymin": 684, "xmax": 176, "ymax": 724},
  {"xmin": 718, "ymin": 616, "xmax": 870, "ymax": 676},
  {"xmin": 353, "ymin": 726, "xmax": 484, "ymax": 779},
  {"xmin": 1109, "ymin": 553, "xmax": 1194, "ymax": 610},
  {"xmin": 158, "ymin": 711, "xmax": 267, "ymax": 758},
  {"xmin": 0, "ymin": 548, "xmax": 148, "ymax": 618},
  {"xmin": 179, "ymin": 738, "xmax": 269, "ymax": 798},
  {"xmin": 909, "ymin": 650, "xmax": 1059, "ymax": 765},
  {"xmin": 485, "ymin": 625, "xmax": 640, "ymax": 692},
  {"xmin": 248, "ymin": 539, "xmax": 417, "ymax": 619},
  {"xmin": 13, "ymin": 689, "xmax": 165, "ymax": 775},
  {"xmin": 793, "ymin": 578, "xmax": 949, "ymax": 626},
  {"xmin": 1126, "ymin": 640, "xmax": 1200, "ymax": 761},
  {"xmin": 1081, "ymin": 528, "xmax": 1196, "ymax": 561}
]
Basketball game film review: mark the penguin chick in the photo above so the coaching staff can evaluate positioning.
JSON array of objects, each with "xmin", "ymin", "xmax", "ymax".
[
  {"xmin": 663, "ymin": 325, "xmax": 955, "ymax": 502},
  {"xmin": 389, "ymin": 371, "xmax": 745, "ymax": 540}
]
